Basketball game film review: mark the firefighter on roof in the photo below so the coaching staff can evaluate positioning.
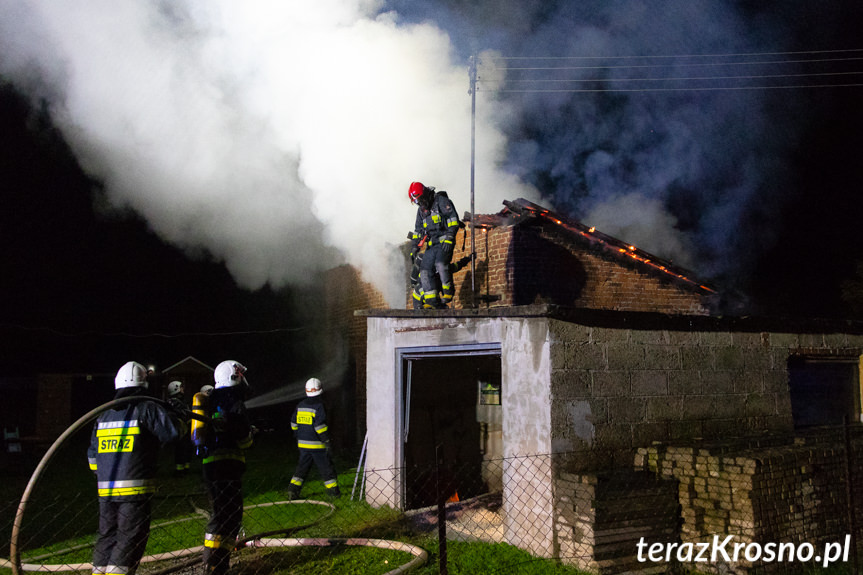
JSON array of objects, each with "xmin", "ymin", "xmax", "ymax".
[
  {"xmin": 202, "ymin": 360, "xmax": 254, "ymax": 575},
  {"xmin": 288, "ymin": 377, "xmax": 341, "ymax": 499},
  {"xmin": 408, "ymin": 181, "xmax": 461, "ymax": 308},
  {"xmin": 87, "ymin": 361, "xmax": 185, "ymax": 575},
  {"xmin": 410, "ymin": 250, "xmax": 474, "ymax": 309}
]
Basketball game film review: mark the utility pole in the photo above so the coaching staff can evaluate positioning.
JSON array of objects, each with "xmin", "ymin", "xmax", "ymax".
[{"xmin": 468, "ymin": 53, "xmax": 477, "ymax": 306}]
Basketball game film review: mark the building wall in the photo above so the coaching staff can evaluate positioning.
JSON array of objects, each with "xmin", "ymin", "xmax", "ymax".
[
  {"xmin": 324, "ymin": 264, "xmax": 388, "ymax": 440},
  {"xmin": 547, "ymin": 319, "xmax": 863, "ymax": 471},
  {"xmin": 36, "ymin": 374, "xmax": 74, "ymax": 441},
  {"xmin": 362, "ymin": 308, "xmax": 863, "ymax": 569},
  {"xmin": 440, "ymin": 224, "xmax": 710, "ymax": 315},
  {"xmin": 364, "ymin": 314, "xmax": 557, "ymax": 558}
]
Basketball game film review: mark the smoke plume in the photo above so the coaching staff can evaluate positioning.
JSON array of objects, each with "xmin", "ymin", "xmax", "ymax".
[
  {"xmin": 0, "ymin": 0, "xmax": 536, "ymax": 306},
  {"xmin": 0, "ymin": 1, "xmax": 825, "ymax": 306}
]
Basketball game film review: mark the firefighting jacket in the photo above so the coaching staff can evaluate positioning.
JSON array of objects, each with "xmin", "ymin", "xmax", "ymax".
[
  {"xmin": 87, "ymin": 388, "xmax": 184, "ymax": 500},
  {"xmin": 291, "ymin": 396, "xmax": 331, "ymax": 450},
  {"xmin": 412, "ymin": 191, "xmax": 460, "ymax": 248},
  {"xmin": 202, "ymin": 387, "xmax": 253, "ymax": 471}
]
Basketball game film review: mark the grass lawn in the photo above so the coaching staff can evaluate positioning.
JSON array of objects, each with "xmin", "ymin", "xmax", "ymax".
[{"xmin": 1, "ymin": 423, "xmax": 585, "ymax": 574}]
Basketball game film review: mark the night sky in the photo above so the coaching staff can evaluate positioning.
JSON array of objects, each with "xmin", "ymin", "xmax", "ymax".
[
  {"xmin": 2, "ymin": 1, "xmax": 863, "ymax": 382},
  {"xmin": 0, "ymin": 84, "xmax": 324, "ymax": 381}
]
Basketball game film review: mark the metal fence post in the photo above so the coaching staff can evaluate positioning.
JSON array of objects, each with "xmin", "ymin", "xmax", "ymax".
[
  {"xmin": 436, "ymin": 443, "xmax": 448, "ymax": 575},
  {"xmin": 845, "ymin": 416, "xmax": 859, "ymax": 575}
]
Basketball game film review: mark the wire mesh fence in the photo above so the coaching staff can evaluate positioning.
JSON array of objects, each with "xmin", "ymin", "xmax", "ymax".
[{"xmin": 4, "ymin": 422, "xmax": 863, "ymax": 574}]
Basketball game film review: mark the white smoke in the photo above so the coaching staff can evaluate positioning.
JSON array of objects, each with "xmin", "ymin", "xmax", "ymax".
[
  {"xmin": 583, "ymin": 193, "xmax": 695, "ymax": 270},
  {"xmin": 0, "ymin": 0, "xmax": 538, "ymax": 306}
]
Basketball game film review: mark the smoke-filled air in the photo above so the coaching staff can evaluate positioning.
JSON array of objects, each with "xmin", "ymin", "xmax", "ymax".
[{"xmin": 0, "ymin": 1, "xmax": 822, "ymax": 306}]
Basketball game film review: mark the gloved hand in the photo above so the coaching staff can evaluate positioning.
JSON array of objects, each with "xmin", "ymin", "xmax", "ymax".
[
  {"xmin": 442, "ymin": 241, "xmax": 454, "ymax": 258},
  {"xmin": 167, "ymin": 402, "xmax": 192, "ymax": 424},
  {"xmin": 211, "ymin": 413, "xmax": 226, "ymax": 433}
]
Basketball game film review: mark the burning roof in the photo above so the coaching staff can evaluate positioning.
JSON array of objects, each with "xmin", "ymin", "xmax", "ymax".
[{"xmin": 466, "ymin": 198, "xmax": 716, "ymax": 296}]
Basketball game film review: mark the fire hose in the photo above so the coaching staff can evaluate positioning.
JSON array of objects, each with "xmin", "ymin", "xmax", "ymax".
[{"xmin": 4, "ymin": 397, "xmax": 427, "ymax": 575}]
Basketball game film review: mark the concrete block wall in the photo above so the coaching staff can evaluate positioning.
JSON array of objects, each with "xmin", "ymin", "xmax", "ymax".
[{"xmin": 548, "ymin": 320, "xmax": 863, "ymax": 471}]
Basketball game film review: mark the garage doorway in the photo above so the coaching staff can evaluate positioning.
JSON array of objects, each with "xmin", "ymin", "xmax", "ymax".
[{"xmin": 399, "ymin": 344, "xmax": 501, "ymax": 510}]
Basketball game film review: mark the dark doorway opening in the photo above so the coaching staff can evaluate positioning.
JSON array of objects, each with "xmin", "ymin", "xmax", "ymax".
[
  {"xmin": 401, "ymin": 347, "xmax": 501, "ymax": 510},
  {"xmin": 788, "ymin": 356, "xmax": 860, "ymax": 428}
]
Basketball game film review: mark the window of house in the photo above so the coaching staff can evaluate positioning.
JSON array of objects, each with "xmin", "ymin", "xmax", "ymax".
[{"xmin": 787, "ymin": 355, "xmax": 861, "ymax": 428}]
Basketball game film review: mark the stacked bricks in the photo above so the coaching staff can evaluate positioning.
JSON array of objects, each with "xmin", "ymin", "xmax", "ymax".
[
  {"xmin": 636, "ymin": 431, "xmax": 863, "ymax": 574},
  {"xmin": 555, "ymin": 471, "xmax": 679, "ymax": 574}
]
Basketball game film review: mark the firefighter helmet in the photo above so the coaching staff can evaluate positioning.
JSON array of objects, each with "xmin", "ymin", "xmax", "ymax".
[
  {"xmin": 200, "ymin": 384, "xmax": 214, "ymax": 396},
  {"xmin": 115, "ymin": 361, "xmax": 148, "ymax": 389},
  {"xmin": 214, "ymin": 360, "xmax": 248, "ymax": 389},
  {"xmin": 167, "ymin": 380, "xmax": 184, "ymax": 397},
  {"xmin": 305, "ymin": 377, "xmax": 323, "ymax": 397},
  {"xmin": 408, "ymin": 181, "xmax": 426, "ymax": 204}
]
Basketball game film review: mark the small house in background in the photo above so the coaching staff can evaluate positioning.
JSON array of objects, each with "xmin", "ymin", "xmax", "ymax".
[
  {"xmin": 161, "ymin": 356, "xmax": 215, "ymax": 399},
  {"xmin": 323, "ymin": 198, "xmax": 863, "ymax": 573},
  {"xmin": 4, "ymin": 356, "xmax": 215, "ymax": 461}
]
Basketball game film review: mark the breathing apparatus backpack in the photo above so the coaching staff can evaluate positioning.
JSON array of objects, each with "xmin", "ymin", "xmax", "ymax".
[{"xmin": 190, "ymin": 391, "xmax": 211, "ymax": 455}]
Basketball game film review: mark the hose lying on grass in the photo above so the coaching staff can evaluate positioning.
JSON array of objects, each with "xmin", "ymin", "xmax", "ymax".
[{"xmin": 3, "ymin": 397, "xmax": 427, "ymax": 575}]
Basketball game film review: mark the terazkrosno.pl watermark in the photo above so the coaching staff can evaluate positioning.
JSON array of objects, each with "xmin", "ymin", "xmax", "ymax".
[{"xmin": 637, "ymin": 535, "xmax": 852, "ymax": 568}]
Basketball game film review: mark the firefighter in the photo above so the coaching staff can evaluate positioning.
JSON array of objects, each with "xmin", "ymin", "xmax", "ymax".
[
  {"xmin": 202, "ymin": 360, "xmax": 254, "ymax": 575},
  {"xmin": 408, "ymin": 181, "xmax": 461, "ymax": 308},
  {"xmin": 410, "ymin": 250, "xmax": 474, "ymax": 309},
  {"xmin": 87, "ymin": 361, "xmax": 185, "ymax": 575},
  {"xmin": 166, "ymin": 381, "xmax": 191, "ymax": 475},
  {"xmin": 288, "ymin": 378, "xmax": 341, "ymax": 499}
]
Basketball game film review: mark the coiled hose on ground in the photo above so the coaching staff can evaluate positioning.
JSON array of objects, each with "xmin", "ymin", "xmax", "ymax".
[{"xmin": 3, "ymin": 397, "xmax": 427, "ymax": 575}]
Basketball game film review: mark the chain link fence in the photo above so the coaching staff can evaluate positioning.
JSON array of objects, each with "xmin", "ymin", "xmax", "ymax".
[{"xmin": 4, "ymin": 421, "xmax": 863, "ymax": 574}]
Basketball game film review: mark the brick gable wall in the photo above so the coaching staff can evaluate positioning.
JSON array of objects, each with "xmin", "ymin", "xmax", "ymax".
[
  {"xmin": 443, "ymin": 223, "xmax": 711, "ymax": 315},
  {"xmin": 323, "ymin": 264, "xmax": 387, "ymax": 438}
]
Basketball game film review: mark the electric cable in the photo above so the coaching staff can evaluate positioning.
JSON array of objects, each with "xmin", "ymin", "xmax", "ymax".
[{"xmin": 474, "ymin": 47, "xmax": 863, "ymax": 93}]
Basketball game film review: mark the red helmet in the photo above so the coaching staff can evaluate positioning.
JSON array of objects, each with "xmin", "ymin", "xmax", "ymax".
[{"xmin": 408, "ymin": 182, "xmax": 426, "ymax": 204}]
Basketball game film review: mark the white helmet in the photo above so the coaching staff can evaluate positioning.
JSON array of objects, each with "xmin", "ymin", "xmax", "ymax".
[
  {"xmin": 115, "ymin": 361, "xmax": 148, "ymax": 389},
  {"xmin": 200, "ymin": 385, "xmax": 214, "ymax": 396},
  {"xmin": 305, "ymin": 377, "xmax": 323, "ymax": 397},
  {"xmin": 167, "ymin": 380, "xmax": 184, "ymax": 397},
  {"xmin": 214, "ymin": 360, "xmax": 248, "ymax": 389}
]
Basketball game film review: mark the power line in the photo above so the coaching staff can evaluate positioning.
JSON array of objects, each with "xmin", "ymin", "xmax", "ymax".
[
  {"xmin": 492, "ymin": 83, "xmax": 863, "ymax": 93},
  {"xmin": 503, "ymin": 70, "xmax": 863, "ymax": 84},
  {"xmin": 487, "ymin": 47, "xmax": 863, "ymax": 61},
  {"xmin": 493, "ymin": 56, "xmax": 863, "ymax": 72},
  {"xmin": 0, "ymin": 321, "xmax": 307, "ymax": 339},
  {"xmin": 476, "ymin": 47, "xmax": 863, "ymax": 93}
]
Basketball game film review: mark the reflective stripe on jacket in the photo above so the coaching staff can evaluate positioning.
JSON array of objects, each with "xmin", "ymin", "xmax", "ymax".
[
  {"xmin": 414, "ymin": 192, "xmax": 459, "ymax": 245},
  {"xmin": 291, "ymin": 397, "xmax": 330, "ymax": 450},
  {"xmin": 87, "ymin": 390, "xmax": 183, "ymax": 500}
]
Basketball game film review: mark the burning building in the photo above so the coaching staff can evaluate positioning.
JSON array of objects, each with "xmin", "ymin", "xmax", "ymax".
[{"xmin": 325, "ymin": 198, "xmax": 863, "ymax": 573}]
